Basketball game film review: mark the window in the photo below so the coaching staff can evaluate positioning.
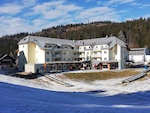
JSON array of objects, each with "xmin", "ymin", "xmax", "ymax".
[
  {"xmin": 84, "ymin": 47, "xmax": 86, "ymax": 49},
  {"xmin": 46, "ymin": 52, "xmax": 49, "ymax": 54},
  {"xmin": 55, "ymin": 52, "xmax": 60, "ymax": 54},
  {"xmin": 89, "ymin": 47, "xmax": 91, "ymax": 49},
  {"xmin": 87, "ymin": 52, "xmax": 89, "ymax": 54},
  {"xmin": 57, "ymin": 46, "xmax": 60, "ymax": 48},
  {"xmin": 104, "ymin": 58, "xmax": 107, "ymax": 60},
  {"xmin": 104, "ymin": 51, "xmax": 107, "ymax": 54},
  {"xmin": 75, "ymin": 46, "xmax": 79, "ymax": 49},
  {"xmin": 94, "ymin": 58, "xmax": 97, "ymax": 60},
  {"xmin": 47, "ymin": 58, "xmax": 50, "ymax": 62}
]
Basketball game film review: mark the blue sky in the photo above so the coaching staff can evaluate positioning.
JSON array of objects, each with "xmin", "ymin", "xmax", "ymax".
[{"xmin": 0, "ymin": 0, "xmax": 150, "ymax": 37}]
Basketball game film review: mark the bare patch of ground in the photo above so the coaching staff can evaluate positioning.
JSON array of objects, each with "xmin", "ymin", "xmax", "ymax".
[{"xmin": 64, "ymin": 69, "xmax": 140, "ymax": 82}]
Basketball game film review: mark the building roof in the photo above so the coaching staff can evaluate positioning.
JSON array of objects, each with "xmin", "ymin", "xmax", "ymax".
[
  {"xmin": 130, "ymin": 48, "xmax": 145, "ymax": 51},
  {"xmin": 18, "ymin": 35, "xmax": 127, "ymax": 49},
  {"xmin": 0, "ymin": 54, "xmax": 15, "ymax": 63},
  {"xmin": 18, "ymin": 36, "xmax": 76, "ymax": 49},
  {"xmin": 75, "ymin": 36, "xmax": 127, "ymax": 48}
]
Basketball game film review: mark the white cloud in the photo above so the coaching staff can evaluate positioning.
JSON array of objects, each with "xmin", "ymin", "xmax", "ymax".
[
  {"xmin": 74, "ymin": 6, "xmax": 122, "ymax": 23},
  {"xmin": 105, "ymin": 0, "xmax": 135, "ymax": 6},
  {"xmin": 29, "ymin": 1, "xmax": 81, "ymax": 20},
  {"xmin": 0, "ymin": 3, "xmax": 22, "ymax": 15},
  {"xmin": 0, "ymin": 0, "xmax": 37, "ymax": 15},
  {"xmin": 120, "ymin": 0, "xmax": 134, "ymax": 4},
  {"xmin": 28, "ymin": 1, "xmax": 82, "ymax": 19},
  {"xmin": 130, "ymin": 2, "xmax": 141, "ymax": 6},
  {"xmin": 43, "ymin": 10, "xmax": 68, "ymax": 20},
  {"xmin": 0, "ymin": 0, "xmax": 124, "ymax": 36},
  {"xmin": 78, "ymin": 7, "xmax": 115, "ymax": 19},
  {"xmin": 0, "ymin": 16, "xmax": 32, "ymax": 36},
  {"xmin": 139, "ymin": 4, "xmax": 150, "ymax": 8},
  {"xmin": 22, "ymin": 0, "xmax": 37, "ymax": 7},
  {"xmin": 0, "ymin": 0, "xmax": 83, "ymax": 36},
  {"xmin": 32, "ymin": 19, "xmax": 47, "ymax": 27}
]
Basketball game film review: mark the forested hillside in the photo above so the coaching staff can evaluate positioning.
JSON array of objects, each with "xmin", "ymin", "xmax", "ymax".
[{"xmin": 0, "ymin": 18, "xmax": 150, "ymax": 56}]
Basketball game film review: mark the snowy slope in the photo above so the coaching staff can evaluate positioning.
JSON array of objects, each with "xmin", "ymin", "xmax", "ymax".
[{"xmin": 0, "ymin": 74, "xmax": 150, "ymax": 113}]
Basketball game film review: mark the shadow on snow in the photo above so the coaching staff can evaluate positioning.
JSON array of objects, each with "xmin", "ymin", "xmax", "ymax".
[{"xmin": 0, "ymin": 82, "xmax": 150, "ymax": 113}]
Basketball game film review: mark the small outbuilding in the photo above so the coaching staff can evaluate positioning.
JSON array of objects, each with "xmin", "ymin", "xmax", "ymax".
[{"xmin": 0, "ymin": 54, "xmax": 15, "ymax": 69}]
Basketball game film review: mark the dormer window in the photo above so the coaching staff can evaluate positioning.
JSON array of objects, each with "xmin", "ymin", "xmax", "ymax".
[
  {"xmin": 104, "ymin": 51, "xmax": 107, "ymax": 54},
  {"xmin": 57, "ymin": 46, "xmax": 60, "ymax": 48}
]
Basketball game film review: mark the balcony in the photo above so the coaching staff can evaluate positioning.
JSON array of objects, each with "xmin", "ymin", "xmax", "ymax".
[
  {"xmin": 79, "ymin": 54, "xmax": 85, "ymax": 58},
  {"xmin": 52, "ymin": 54, "xmax": 61, "ymax": 58},
  {"xmin": 91, "ymin": 53, "xmax": 102, "ymax": 58},
  {"xmin": 72, "ymin": 54, "xmax": 79, "ymax": 58},
  {"xmin": 79, "ymin": 49, "xmax": 85, "ymax": 52},
  {"xmin": 92, "ymin": 48, "xmax": 102, "ymax": 52}
]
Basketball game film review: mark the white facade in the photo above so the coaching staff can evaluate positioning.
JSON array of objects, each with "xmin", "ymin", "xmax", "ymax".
[
  {"xmin": 36, "ymin": 45, "xmax": 45, "ymax": 63},
  {"xmin": 78, "ymin": 44, "xmax": 127, "ymax": 69},
  {"xmin": 18, "ymin": 36, "xmax": 129, "ymax": 71},
  {"xmin": 129, "ymin": 48, "xmax": 150, "ymax": 63}
]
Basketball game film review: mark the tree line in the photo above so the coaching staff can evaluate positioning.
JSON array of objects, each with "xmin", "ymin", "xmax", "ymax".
[{"xmin": 0, "ymin": 18, "xmax": 150, "ymax": 57}]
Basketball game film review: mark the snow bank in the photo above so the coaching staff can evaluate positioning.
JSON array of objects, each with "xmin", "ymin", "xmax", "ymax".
[{"xmin": 0, "ymin": 73, "xmax": 150, "ymax": 113}]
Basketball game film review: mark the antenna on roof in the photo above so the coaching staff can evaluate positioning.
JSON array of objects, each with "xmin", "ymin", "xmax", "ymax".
[{"xmin": 87, "ymin": 19, "xmax": 89, "ymax": 24}]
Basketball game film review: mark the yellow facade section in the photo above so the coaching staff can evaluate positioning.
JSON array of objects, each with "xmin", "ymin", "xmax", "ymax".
[{"xmin": 28, "ymin": 42, "xmax": 36, "ymax": 63}]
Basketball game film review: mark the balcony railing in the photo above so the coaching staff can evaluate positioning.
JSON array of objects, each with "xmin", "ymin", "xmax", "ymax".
[
  {"xmin": 79, "ymin": 54, "xmax": 85, "ymax": 58},
  {"xmin": 52, "ymin": 54, "xmax": 61, "ymax": 58},
  {"xmin": 91, "ymin": 54, "xmax": 102, "ymax": 58},
  {"xmin": 92, "ymin": 48, "xmax": 102, "ymax": 51}
]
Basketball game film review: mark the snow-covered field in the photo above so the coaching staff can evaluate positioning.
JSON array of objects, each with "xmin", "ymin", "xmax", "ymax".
[{"xmin": 0, "ymin": 71, "xmax": 150, "ymax": 113}]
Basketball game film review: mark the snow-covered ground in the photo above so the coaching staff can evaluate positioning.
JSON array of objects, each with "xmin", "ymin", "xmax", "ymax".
[{"xmin": 0, "ymin": 71, "xmax": 150, "ymax": 113}]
